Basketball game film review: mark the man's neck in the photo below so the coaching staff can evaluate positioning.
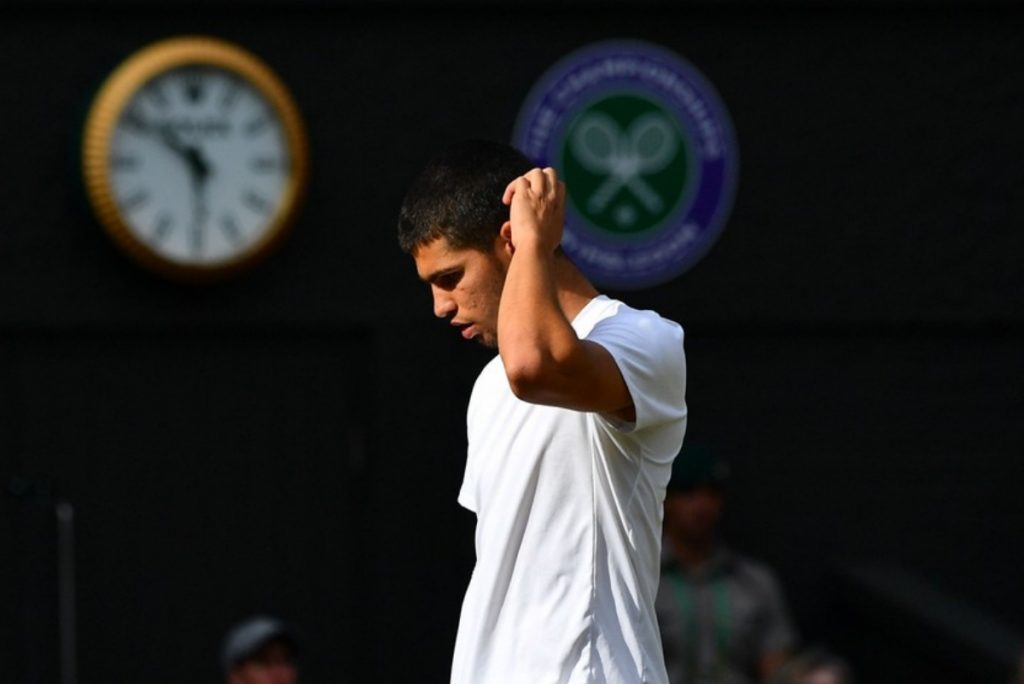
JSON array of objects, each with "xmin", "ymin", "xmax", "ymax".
[{"xmin": 552, "ymin": 256, "xmax": 600, "ymax": 322}]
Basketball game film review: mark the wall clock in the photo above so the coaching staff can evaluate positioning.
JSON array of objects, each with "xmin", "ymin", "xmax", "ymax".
[{"xmin": 82, "ymin": 36, "xmax": 309, "ymax": 281}]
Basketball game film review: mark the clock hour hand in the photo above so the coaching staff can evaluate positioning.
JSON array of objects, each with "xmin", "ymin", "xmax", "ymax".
[{"xmin": 158, "ymin": 124, "xmax": 212, "ymax": 182}]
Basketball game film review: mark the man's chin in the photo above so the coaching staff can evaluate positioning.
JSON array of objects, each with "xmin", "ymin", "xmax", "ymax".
[{"xmin": 475, "ymin": 332, "xmax": 498, "ymax": 349}]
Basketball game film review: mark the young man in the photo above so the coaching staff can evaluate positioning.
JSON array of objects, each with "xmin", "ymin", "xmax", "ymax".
[{"xmin": 398, "ymin": 140, "xmax": 687, "ymax": 683}]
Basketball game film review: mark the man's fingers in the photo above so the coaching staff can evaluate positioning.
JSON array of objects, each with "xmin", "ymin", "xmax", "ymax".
[
  {"xmin": 542, "ymin": 167, "xmax": 559, "ymax": 197},
  {"xmin": 502, "ymin": 178, "xmax": 519, "ymax": 205},
  {"xmin": 525, "ymin": 168, "xmax": 549, "ymax": 195},
  {"xmin": 505, "ymin": 168, "xmax": 560, "ymax": 205}
]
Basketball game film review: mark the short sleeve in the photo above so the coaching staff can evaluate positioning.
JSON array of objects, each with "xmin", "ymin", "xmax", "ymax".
[
  {"xmin": 457, "ymin": 466, "xmax": 477, "ymax": 513},
  {"xmin": 586, "ymin": 305, "xmax": 687, "ymax": 433}
]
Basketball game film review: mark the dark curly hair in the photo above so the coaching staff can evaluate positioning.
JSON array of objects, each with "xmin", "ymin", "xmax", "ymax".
[{"xmin": 397, "ymin": 140, "xmax": 534, "ymax": 253}]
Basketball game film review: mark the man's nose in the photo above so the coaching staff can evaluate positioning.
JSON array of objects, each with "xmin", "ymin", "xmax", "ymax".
[{"xmin": 432, "ymin": 287, "xmax": 456, "ymax": 318}]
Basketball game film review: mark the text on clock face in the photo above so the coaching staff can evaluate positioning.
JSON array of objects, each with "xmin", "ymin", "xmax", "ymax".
[{"xmin": 108, "ymin": 65, "xmax": 292, "ymax": 265}]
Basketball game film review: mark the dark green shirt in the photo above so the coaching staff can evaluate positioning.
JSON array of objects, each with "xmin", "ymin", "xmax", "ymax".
[{"xmin": 656, "ymin": 547, "xmax": 797, "ymax": 684}]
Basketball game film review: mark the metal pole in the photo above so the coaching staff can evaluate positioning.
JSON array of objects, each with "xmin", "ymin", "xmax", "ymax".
[{"xmin": 56, "ymin": 501, "xmax": 77, "ymax": 684}]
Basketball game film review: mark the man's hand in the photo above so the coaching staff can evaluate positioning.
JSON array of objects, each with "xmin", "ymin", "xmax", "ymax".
[{"xmin": 502, "ymin": 167, "xmax": 566, "ymax": 254}]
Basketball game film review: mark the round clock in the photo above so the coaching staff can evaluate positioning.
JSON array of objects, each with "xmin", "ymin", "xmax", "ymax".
[{"xmin": 82, "ymin": 36, "xmax": 309, "ymax": 281}]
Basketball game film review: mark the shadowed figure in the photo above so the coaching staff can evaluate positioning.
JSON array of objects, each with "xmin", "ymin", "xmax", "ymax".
[
  {"xmin": 221, "ymin": 616, "xmax": 299, "ymax": 684},
  {"xmin": 657, "ymin": 446, "xmax": 797, "ymax": 684}
]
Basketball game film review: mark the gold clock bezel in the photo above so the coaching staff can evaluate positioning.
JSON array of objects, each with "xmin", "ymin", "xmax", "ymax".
[{"xmin": 82, "ymin": 36, "xmax": 310, "ymax": 282}]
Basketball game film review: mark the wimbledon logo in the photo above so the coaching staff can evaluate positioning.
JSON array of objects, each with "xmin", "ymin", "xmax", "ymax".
[{"xmin": 513, "ymin": 41, "xmax": 738, "ymax": 289}]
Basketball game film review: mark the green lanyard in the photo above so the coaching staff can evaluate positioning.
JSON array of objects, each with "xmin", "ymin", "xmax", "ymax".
[{"xmin": 667, "ymin": 569, "xmax": 731, "ymax": 684}]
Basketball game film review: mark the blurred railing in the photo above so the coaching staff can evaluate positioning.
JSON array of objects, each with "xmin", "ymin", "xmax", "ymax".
[{"xmin": 837, "ymin": 563, "xmax": 1024, "ymax": 682}]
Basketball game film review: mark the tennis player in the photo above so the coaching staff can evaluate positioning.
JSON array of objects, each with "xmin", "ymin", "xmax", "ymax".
[{"xmin": 398, "ymin": 140, "xmax": 687, "ymax": 684}]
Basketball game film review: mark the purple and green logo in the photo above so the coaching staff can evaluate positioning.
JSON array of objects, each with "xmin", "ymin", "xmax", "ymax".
[{"xmin": 513, "ymin": 40, "xmax": 738, "ymax": 289}]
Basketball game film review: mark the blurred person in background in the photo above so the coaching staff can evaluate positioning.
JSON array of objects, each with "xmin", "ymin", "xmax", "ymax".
[
  {"xmin": 768, "ymin": 648, "xmax": 855, "ymax": 684},
  {"xmin": 657, "ymin": 445, "xmax": 797, "ymax": 684},
  {"xmin": 221, "ymin": 615, "xmax": 299, "ymax": 684}
]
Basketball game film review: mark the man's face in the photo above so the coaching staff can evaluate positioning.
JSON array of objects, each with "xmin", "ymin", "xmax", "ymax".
[
  {"xmin": 228, "ymin": 641, "xmax": 297, "ymax": 684},
  {"xmin": 413, "ymin": 236, "xmax": 509, "ymax": 348},
  {"xmin": 663, "ymin": 485, "xmax": 723, "ymax": 546}
]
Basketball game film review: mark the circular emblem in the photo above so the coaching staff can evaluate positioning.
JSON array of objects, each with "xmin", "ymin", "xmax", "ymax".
[
  {"xmin": 81, "ymin": 36, "xmax": 309, "ymax": 282},
  {"xmin": 513, "ymin": 40, "xmax": 738, "ymax": 289}
]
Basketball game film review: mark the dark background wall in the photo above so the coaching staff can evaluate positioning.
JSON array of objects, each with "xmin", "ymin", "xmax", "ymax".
[{"xmin": 2, "ymin": 2, "xmax": 1022, "ymax": 682}]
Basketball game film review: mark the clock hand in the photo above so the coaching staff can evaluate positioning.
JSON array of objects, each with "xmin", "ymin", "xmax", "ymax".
[
  {"xmin": 160, "ymin": 126, "xmax": 214, "ymax": 256},
  {"xmin": 190, "ymin": 190, "xmax": 209, "ymax": 257},
  {"xmin": 187, "ymin": 146, "xmax": 211, "ymax": 180},
  {"xmin": 158, "ymin": 124, "xmax": 188, "ymax": 158},
  {"xmin": 186, "ymin": 140, "xmax": 219, "ymax": 258},
  {"xmin": 158, "ymin": 125, "xmax": 212, "ymax": 181},
  {"xmin": 189, "ymin": 157, "xmax": 210, "ymax": 258}
]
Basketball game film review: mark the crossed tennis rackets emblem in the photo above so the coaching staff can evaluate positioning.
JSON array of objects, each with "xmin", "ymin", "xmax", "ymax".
[{"xmin": 570, "ymin": 111, "xmax": 680, "ymax": 217}]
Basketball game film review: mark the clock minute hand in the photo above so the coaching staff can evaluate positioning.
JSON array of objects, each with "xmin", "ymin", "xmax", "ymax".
[
  {"xmin": 157, "ymin": 124, "xmax": 214, "ymax": 257},
  {"xmin": 158, "ymin": 125, "xmax": 211, "ymax": 181},
  {"xmin": 184, "ymin": 141, "xmax": 212, "ymax": 259},
  {"xmin": 158, "ymin": 123, "xmax": 187, "ymax": 156}
]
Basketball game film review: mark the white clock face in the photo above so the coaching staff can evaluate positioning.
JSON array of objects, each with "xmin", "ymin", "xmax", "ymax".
[{"xmin": 107, "ymin": 65, "xmax": 291, "ymax": 266}]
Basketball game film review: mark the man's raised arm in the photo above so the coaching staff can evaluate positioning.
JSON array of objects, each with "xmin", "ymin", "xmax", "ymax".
[{"xmin": 496, "ymin": 167, "xmax": 634, "ymax": 421}]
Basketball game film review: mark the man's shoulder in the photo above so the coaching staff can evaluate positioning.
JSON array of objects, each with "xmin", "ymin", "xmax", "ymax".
[
  {"xmin": 582, "ymin": 296, "xmax": 683, "ymax": 341},
  {"xmin": 729, "ymin": 552, "xmax": 786, "ymax": 595}
]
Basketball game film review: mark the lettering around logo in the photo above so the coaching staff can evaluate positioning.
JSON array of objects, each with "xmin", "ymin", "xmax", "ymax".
[{"xmin": 512, "ymin": 40, "xmax": 739, "ymax": 290}]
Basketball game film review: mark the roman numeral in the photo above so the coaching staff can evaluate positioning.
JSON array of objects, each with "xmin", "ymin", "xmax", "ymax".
[
  {"xmin": 220, "ymin": 78, "xmax": 242, "ymax": 111},
  {"xmin": 121, "ymin": 108, "xmax": 149, "ymax": 133},
  {"xmin": 152, "ymin": 213, "xmax": 174, "ymax": 243},
  {"xmin": 244, "ymin": 115, "xmax": 269, "ymax": 137},
  {"xmin": 190, "ymin": 222, "xmax": 204, "ymax": 258},
  {"xmin": 110, "ymin": 154, "xmax": 140, "ymax": 172},
  {"xmin": 242, "ymin": 190, "xmax": 272, "ymax": 214},
  {"xmin": 220, "ymin": 214, "xmax": 243, "ymax": 246},
  {"xmin": 249, "ymin": 157, "xmax": 281, "ymax": 174},
  {"xmin": 120, "ymin": 190, "xmax": 150, "ymax": 213},
  {"xmin": 146, "ymin": 82, "xmax": 170, "ymax": 109},
  {"xmin": 182, "ymin": 69, "xmax": 206, "ymax": 103}
]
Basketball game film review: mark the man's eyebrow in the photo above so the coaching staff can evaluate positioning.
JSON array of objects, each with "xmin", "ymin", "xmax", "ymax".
[{"xmin": 421, "ymin": 266, "xmax": 460, "ymax": 284}]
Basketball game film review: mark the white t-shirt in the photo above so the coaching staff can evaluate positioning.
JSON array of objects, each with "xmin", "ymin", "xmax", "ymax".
[{"xmin": 451, "ymin": 295, "xmax": 687, "ymax": 684}]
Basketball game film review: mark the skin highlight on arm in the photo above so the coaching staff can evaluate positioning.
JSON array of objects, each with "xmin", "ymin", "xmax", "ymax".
[{"xmin": 496, "ymin": 168, "xmax": 634, "ymax": 421}]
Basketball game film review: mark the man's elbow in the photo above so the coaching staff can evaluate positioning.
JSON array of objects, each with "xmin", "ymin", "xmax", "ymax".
[{"xmin": 503, "ymin": 354, "xmax": 555, "ymax": 403}]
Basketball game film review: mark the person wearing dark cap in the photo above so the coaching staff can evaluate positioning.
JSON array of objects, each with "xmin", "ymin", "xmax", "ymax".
[
  {"xmin": 656, "ymin": 445, "xmax": 797, "ymax": 684},
  {"xmin": 221, "ymin": 616, "xmax": 299, "ymax": 684}
]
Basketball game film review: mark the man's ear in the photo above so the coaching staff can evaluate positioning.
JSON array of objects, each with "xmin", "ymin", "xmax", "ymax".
[{"xmin": 498, "ymin": 221, "xmax": 515, "ymax": 257}]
